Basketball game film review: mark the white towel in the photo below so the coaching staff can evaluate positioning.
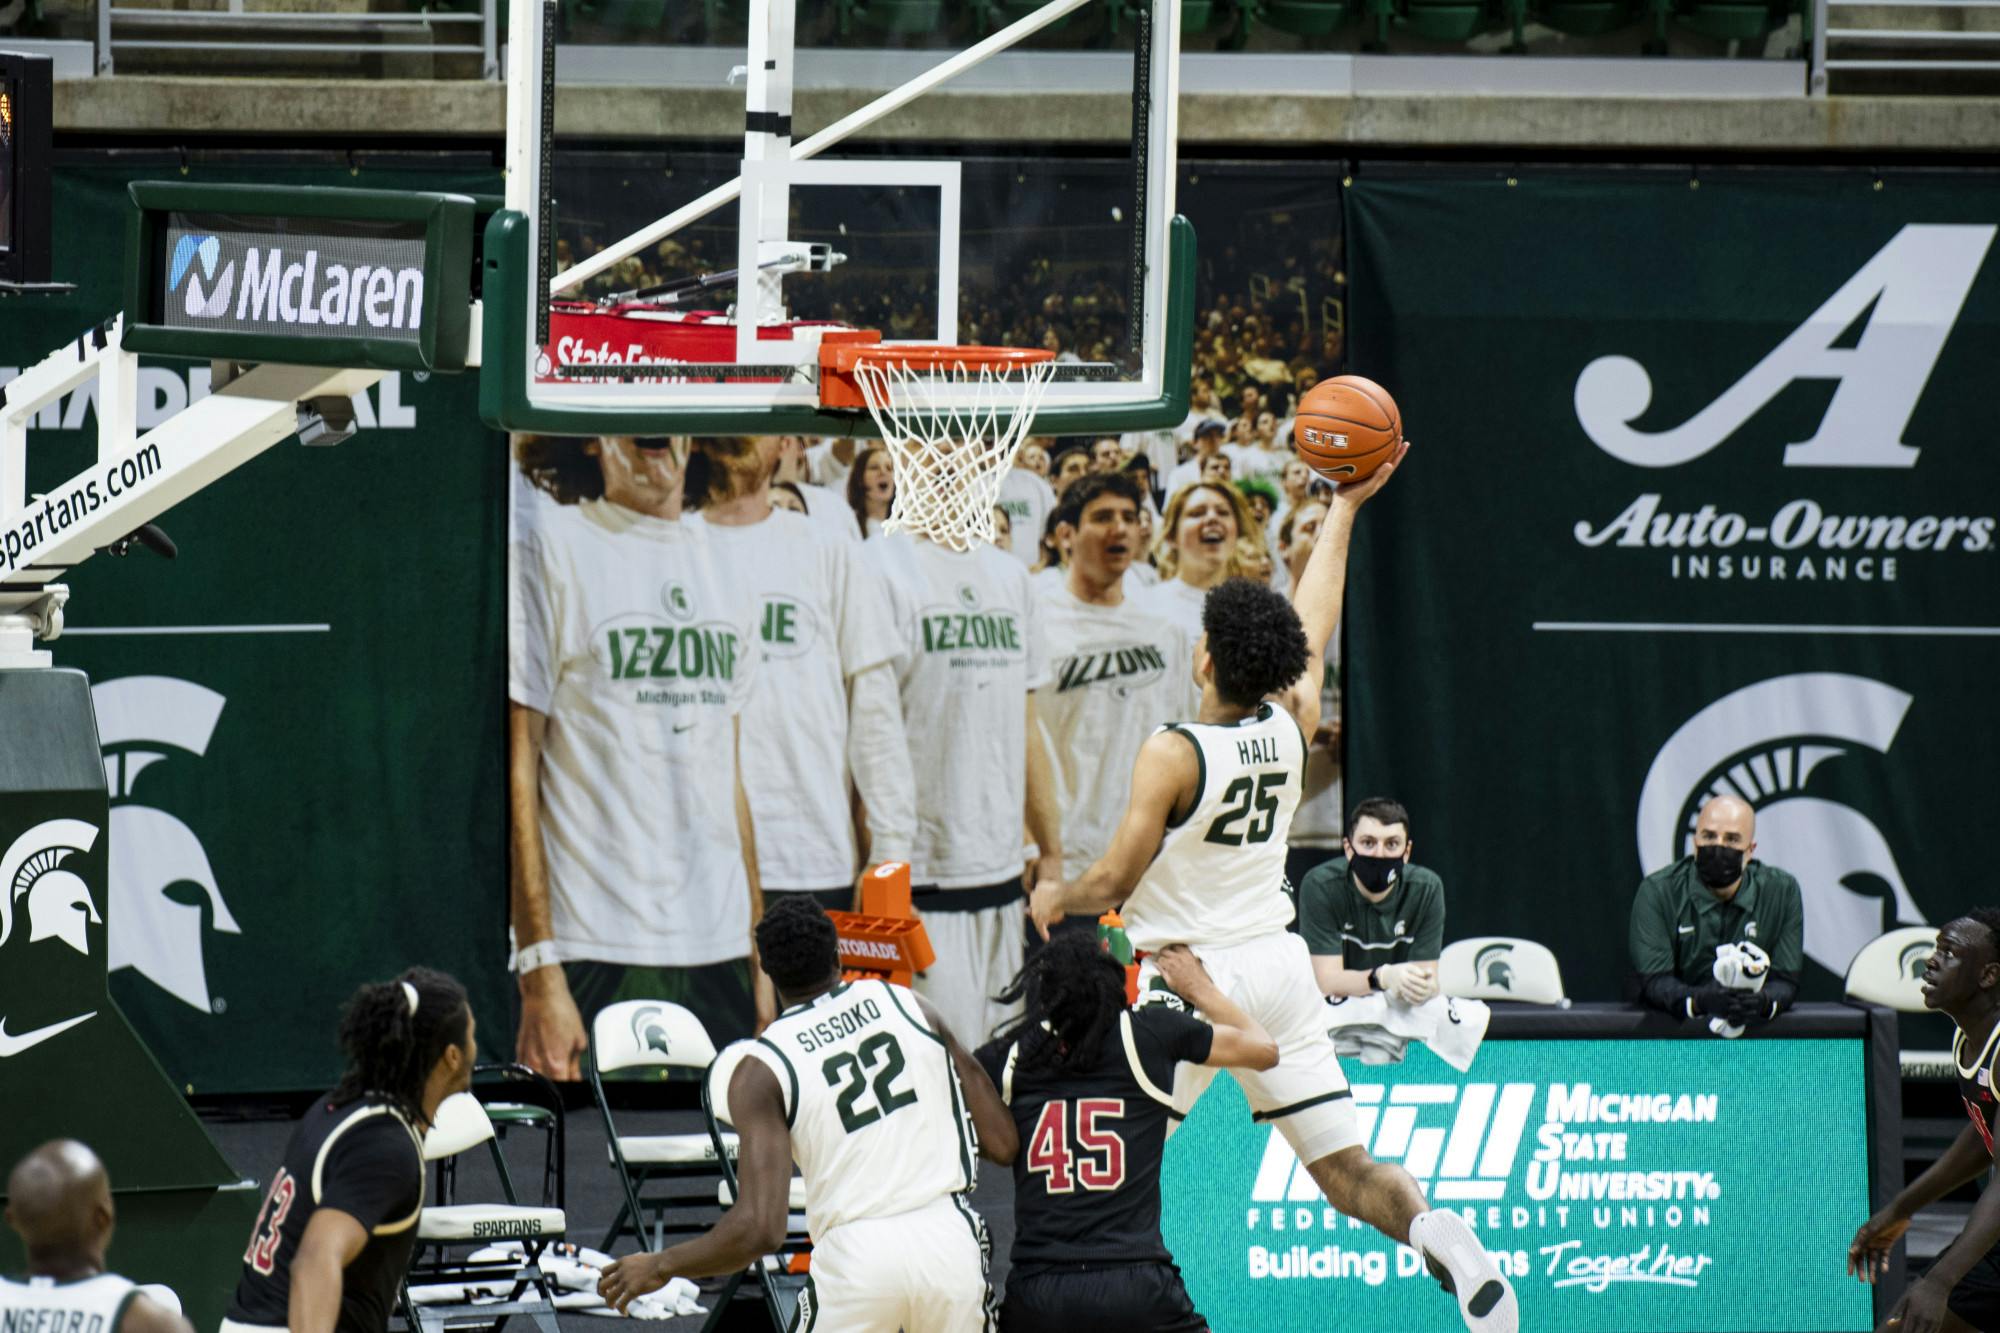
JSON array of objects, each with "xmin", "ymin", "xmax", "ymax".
[
  {"xmin": 1708, "ymin": 941, "xmax": 1771, "ymax": 1040},
  {"xmin": 411, "ymin": 1241, "xmax": 706, "ymax": 1320},
  {"xmin": 1323, "ymin": 992, "xmax": 1492, "ymax": 1073}
]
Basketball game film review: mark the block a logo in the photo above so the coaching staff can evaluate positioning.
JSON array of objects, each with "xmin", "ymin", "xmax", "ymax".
[
  {"xmin": 1475, "ymin": 943, "xmax": 1516, "ymax": 992},
  {"xmin": 1576, "ymin": 224, "xmax": 1995, "ymax": 470},
  {"xmin": 0, "ymin": 818, "xmax": 104, "ymax": 1057},
  {"xmin": 1252, "ymin": 1082, "xmax": 1537, "ymax": 1204},
  {"xmin": 92, "ymin": 676, "xmax": 243, "ymax": 1013},
  {"xmin": 1899, "ymin": 939, "xmax": 1935, "ymax": 980},
  {"xmin": 1636, "ymin": 672, "xmax": 1926, "ymax": 977},
  {"xmin": 169, "ymin": 234, "xmax": 234, "ymax": 320}
]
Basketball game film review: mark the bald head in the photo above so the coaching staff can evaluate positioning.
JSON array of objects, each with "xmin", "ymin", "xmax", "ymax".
[
  {"xmin": 1695, "ymin": 795, "xmax": 1756, "ymax": 845},
  {"xmin": 6, "ymin": 1140, "xmax": 113, "ymax": 1269}
]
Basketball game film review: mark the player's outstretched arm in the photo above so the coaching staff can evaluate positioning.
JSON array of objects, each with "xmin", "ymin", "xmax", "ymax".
[
  {"xmin": 1884, "ymin": 1158, "xmax": 2000, "ymax": 1331},
  {"xmin": 1152, "ymin": 946, "xmax": 1278, "ymax": 1071},
  {"xmin": 1849, "ymin": 1119, "xmax": 1992, "ymax": 1285},
  {"xmin": 599, "ymin": 1060, "xmax": 793, "ymax": 1310},
  {"xmin": 912, "ymin": 991, "xmax": 1020, "ymax": 1165},
  {"xmin": 1277, "ymin": 441, "xmax": 1407, "ymax": 735},
  {"xmin": 1030, "ymin": 730, "xmax": 1197, "ymax": 938}
]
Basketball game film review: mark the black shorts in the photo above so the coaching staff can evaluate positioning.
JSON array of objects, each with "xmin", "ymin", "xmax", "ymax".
[
  {"xmin": 1936, "ymin": 1245, "xmax": 2000, "ymax": 1328},
  {"xmin": 999, "ymin": 1261, "xmax": 1206, "ymax": 1333}
]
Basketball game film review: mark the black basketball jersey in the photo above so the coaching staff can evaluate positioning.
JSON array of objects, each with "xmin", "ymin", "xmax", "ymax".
[
  {"xmin": 1956, "ymin": 1023, "xmax": 2000, "ymax": 1158},
  {"xmin": 976, "ymin": 1005, "xmax": 1212, "ymax": 1269},
  {"xmin": 225, "ymin": 1094, "xmax": 425, "ymax": 1333}
]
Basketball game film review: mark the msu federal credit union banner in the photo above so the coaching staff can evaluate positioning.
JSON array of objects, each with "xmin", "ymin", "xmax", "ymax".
[
  {"xmin": 1337, "ymin": 167, "xmax": 2000, "ymax": 1005},
  {"xmin": 1161, "ymin": 1043, "xmax": 1872, "ymax": 1330}
]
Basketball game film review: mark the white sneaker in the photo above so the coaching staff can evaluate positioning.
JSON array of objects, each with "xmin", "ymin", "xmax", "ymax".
[{"xmin": 1409, "ymin": 1209, "xmax": 1518, "ymax": 1332}]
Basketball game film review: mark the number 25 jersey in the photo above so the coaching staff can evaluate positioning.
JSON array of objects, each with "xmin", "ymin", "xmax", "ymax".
[
  {"xmin": 745, "ymin": 979, "xmax": 979, "ymax": 1235},
  {"xmin": 1123, "ymin": 702, "xmax": 1306, "ymax": 953}
]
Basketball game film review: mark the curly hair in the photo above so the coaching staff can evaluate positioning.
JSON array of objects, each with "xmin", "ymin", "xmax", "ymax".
[
  {"xmin": 513, "ymin": 434, "xmax": 603, "ymax": 506},
  {"xmin": 1201, "ymin": 577, "xmax": 1309, "ymax": 708},
  {"xmin": 756, "ymin": 894, "xmax": 841, "ymax": 997},
  {"xmin": 1155, "ymin": 481, "xmax": 1263, "ymax": 584},
  {"xmin": 331, "ymin": 966, "xmax": 469, "ymax": 1129},
  {"xmin": 989, "ymin": 933, "xmax": 1129, "ymax": 1072}
]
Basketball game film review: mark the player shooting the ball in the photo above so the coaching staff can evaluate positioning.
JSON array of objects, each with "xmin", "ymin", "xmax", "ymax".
[{"xmin": 1032, "ymin": 433, "xmax": 1520, "ymax": 1333}]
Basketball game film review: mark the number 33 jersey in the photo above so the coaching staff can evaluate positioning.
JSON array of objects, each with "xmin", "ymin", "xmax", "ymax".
[
  {"xmin": 1124, "ymin": 702, "xmax": 1306, "ymax": 953},
  {"xmin": 745, "ymin": 979, "xmax": 980, "ymax": 1235}
]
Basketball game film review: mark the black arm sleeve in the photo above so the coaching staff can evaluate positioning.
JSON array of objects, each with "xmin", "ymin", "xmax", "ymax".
[{"xmin": 1638, "ymin": 972, "xmax": 1702, "ymax": 1017}]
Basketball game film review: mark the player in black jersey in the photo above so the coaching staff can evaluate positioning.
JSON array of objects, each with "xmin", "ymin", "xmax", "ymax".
[
  {"xmin": 975, "ymin": 936, "xmax": 1277, "ymax": 1331},
  {"xmin": 224, "ymin": 968, "xmax": 475, "ymax": 1333},
  {"xmin": 1849, "ymin": 910, "xmax": 2000, "ymax": 1333}
]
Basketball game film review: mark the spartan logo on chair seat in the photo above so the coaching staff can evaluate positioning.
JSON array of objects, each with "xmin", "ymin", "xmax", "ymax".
[
  {"xmin": 1474, "ymin": 944, "xmax": 1515, "ymax": 992},
  {"xmin": 92, "ymin": 676, "xmax": 243, "ymax": 1014},
  {"xmin": 1636, "ymin": 672, "xmax": 1927, "ymax": 979},
  {"xmin": 630, "ymin": 1006, "xmax": 671, "ymax": 1056}
]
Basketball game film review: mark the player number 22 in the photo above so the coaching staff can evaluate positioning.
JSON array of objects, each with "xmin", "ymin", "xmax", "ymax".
[
  {"xmin": 1026, "ymin": 1098, "xmax": 1127, "ymax": 1194},
  {"xmin": 822, "ymin": 1032, "xmax": 919, "ymax": 1133},
  {"xmin": 1204, "ymin": 774, "xmax": 1282, "ymax": 846}
]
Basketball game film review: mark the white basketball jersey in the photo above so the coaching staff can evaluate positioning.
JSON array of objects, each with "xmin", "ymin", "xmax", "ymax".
[
  {"xmin": 0, "ymin": 1274, "xmax": 138, "ymax": 1333},
  {"xmin": 1123, "ymin": 702, "xmax": 1305, "ymax": 953},
  {"xmin": 746, "ymin": 979, "xmax": 978, "ymax": 1236}
]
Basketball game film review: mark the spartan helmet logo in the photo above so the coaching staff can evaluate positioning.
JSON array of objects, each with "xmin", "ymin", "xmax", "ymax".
[
  {"xmin": 92, "ymin": 676, "xmax": 243, "ymax": 1013},
  {"xmin": 957, "ymin": 584, "xmax": 980, "ymax": 611},
  {"xmin": 630, "ymin": 1005, "xmax": 671, "ymax": 1056},
  {"xmin": 661, "ymin": 582, "xmax": 693, "ymax": 622},
  {"xmin": 1474, "ymin": 943, "xmax": 1515, "ymax": 991},
  {"xmin": 1637, "ymin": 672, "xmax": 1926, "ymax": 978},
  {"xmin": 0, "ymin": 819, "xmax": 104, "ymax": 957},
  {"xmin": 1900, "ymin": 940, "xmax": 1936, "ymax": 981}
]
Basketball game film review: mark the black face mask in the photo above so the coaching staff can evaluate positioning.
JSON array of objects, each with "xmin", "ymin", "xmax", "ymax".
[
  {"xmin": 1694, "ymin": 844, "xmax": 1746, "ymax": 889},
  {"xmin": 1350, "ymin": 853, "xmax": 1402, "ymax": 895}
]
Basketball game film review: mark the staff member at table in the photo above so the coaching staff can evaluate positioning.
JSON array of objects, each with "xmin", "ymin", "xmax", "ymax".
[
  {"xmin": 1629, "ymin": 794, "xmax": 1803, "ymax": 1025},
  {"xmin": 1297, "ymin": 797, "xmax": 1444, "ymax": 1004}
]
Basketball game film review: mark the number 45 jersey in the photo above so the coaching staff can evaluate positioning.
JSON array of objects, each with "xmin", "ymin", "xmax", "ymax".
[
  {"xmin": 1124, "ymin": 702, "xmax": 1306, "ymax": 953},
  {"xmin": 745, "ymin": 979, "xmax": 981, "ymax": 1235}
]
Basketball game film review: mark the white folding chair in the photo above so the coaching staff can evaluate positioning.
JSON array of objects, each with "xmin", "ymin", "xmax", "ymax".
[
  {"xmin": 700, "ymin": 1041, "xmax": 810, "ymax": 1333},
  {"xmin": 588, "ymin": 999, "xmax": 731, "ymax": 1251},
  {"xmin": 400, "ymin": 1092, "xmax": 567, "ymax": 1333},
  {"xmin": 1439, "ymin": 936, "xmax": 1569, "ymax": 1006},
  {"xmin": 1845, "ymin": 926, "xmax": 1949, "ymax": 1078}
]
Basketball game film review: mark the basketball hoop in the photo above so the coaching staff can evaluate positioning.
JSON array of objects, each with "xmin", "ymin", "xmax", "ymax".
[{"xmin": 823, "ymin": 343, "xmax": 1056, "ymax": 553}]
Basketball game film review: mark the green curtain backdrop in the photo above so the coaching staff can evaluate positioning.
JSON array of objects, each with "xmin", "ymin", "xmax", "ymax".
[
  {"xmin": 1343, "ymin": 167, "xmax": 2000, "ymax": 1006},
  {"xmin": 2, "ymin": 158, "xmax": 508, "ymax": 1093}
]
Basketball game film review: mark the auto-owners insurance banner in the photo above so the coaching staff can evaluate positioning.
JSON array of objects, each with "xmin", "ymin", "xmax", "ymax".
[{"xmin": 1338, "ymin": 167, "xmax": 2000, "ymax": 1005}]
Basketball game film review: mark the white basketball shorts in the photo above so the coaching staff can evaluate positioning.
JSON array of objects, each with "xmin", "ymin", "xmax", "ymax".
[
  {"xmin": 1136, "ymin": 930, "xmax": 1362, "ymax": 1165},
  {"xmin": 793, "ymin": 1192, "xmax": 994, "ymax": 1333}
]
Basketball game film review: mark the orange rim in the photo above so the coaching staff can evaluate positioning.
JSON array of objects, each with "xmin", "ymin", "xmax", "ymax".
[{"xmin": 827, "ymin": 343, "xmax": 1056, "ymax": 374}]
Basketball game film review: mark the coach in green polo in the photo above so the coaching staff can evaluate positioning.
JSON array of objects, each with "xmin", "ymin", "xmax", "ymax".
[
  {"xmin": 1630, "ymin": 793, "xmax": 1804, "ymax": 1026},
  {"xmin": 1297, "ymin": 797, "xmax": 1445, "ymax": 1005}
]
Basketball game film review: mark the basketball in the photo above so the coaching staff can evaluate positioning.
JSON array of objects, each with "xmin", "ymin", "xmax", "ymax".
[{"xmin": 1292, "ymin": 374, "xmax": 1403, "ymax": 483}]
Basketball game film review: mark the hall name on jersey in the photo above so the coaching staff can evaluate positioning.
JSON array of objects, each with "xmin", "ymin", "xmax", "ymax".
[
  {"xmin": 921, "ymin": 611, "xmax": 1021, "ymax": 654},
  {"xmin": 1054, "ymin": 644, "xmax": 1168, "ymax": 692},
  {"xmin": 794, "ymin": 995, "xmax": 886, "ymax": 1053},
  {"xmin": 1237, "ymin": 737, "xmax": 1280, "ymax": 765},
  {"xmin": 2, "ymin": 1308, "xmax": 117, "ymax": 1333}
]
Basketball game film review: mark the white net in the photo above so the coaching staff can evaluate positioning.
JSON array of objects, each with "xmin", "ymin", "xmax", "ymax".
[{"xmin": 850, "ymin": 352, "xmax": 1056, "ymax": 553}]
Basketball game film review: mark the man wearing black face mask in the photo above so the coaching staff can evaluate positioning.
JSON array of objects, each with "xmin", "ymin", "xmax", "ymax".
[
  {"xmin": 1629, "ymin": 794, "xmax": 1804, "ymax": 1025},
  {"xmin": 1297, "ymin": 798, "xmax": 1445, "ymax": 1004}
]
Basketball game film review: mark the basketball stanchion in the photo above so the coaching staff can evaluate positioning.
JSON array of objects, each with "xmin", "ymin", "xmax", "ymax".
[{"xmin": 826, "ymin": 862, "xmax": 934, "ymax": 990}]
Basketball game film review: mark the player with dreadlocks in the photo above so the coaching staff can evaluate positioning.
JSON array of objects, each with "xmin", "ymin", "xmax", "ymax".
[
  {"xmin": 975, "ymin": 937, "xmax": 1276, "ymax": 1330},
  {"xmin": 223, "ymin": 967, "xmax": 475, "ymax": 1333}
]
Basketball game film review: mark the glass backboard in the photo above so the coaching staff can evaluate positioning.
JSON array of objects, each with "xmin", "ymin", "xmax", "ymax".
[{"xmin": 481, "ymin": 0, "xmax": 1192, "ymax": 437}]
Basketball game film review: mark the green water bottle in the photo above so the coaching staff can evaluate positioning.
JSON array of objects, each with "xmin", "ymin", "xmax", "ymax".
[{"xmin": 1097, "ymin": 910, "xmax": 1134, "ymax": 966}]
